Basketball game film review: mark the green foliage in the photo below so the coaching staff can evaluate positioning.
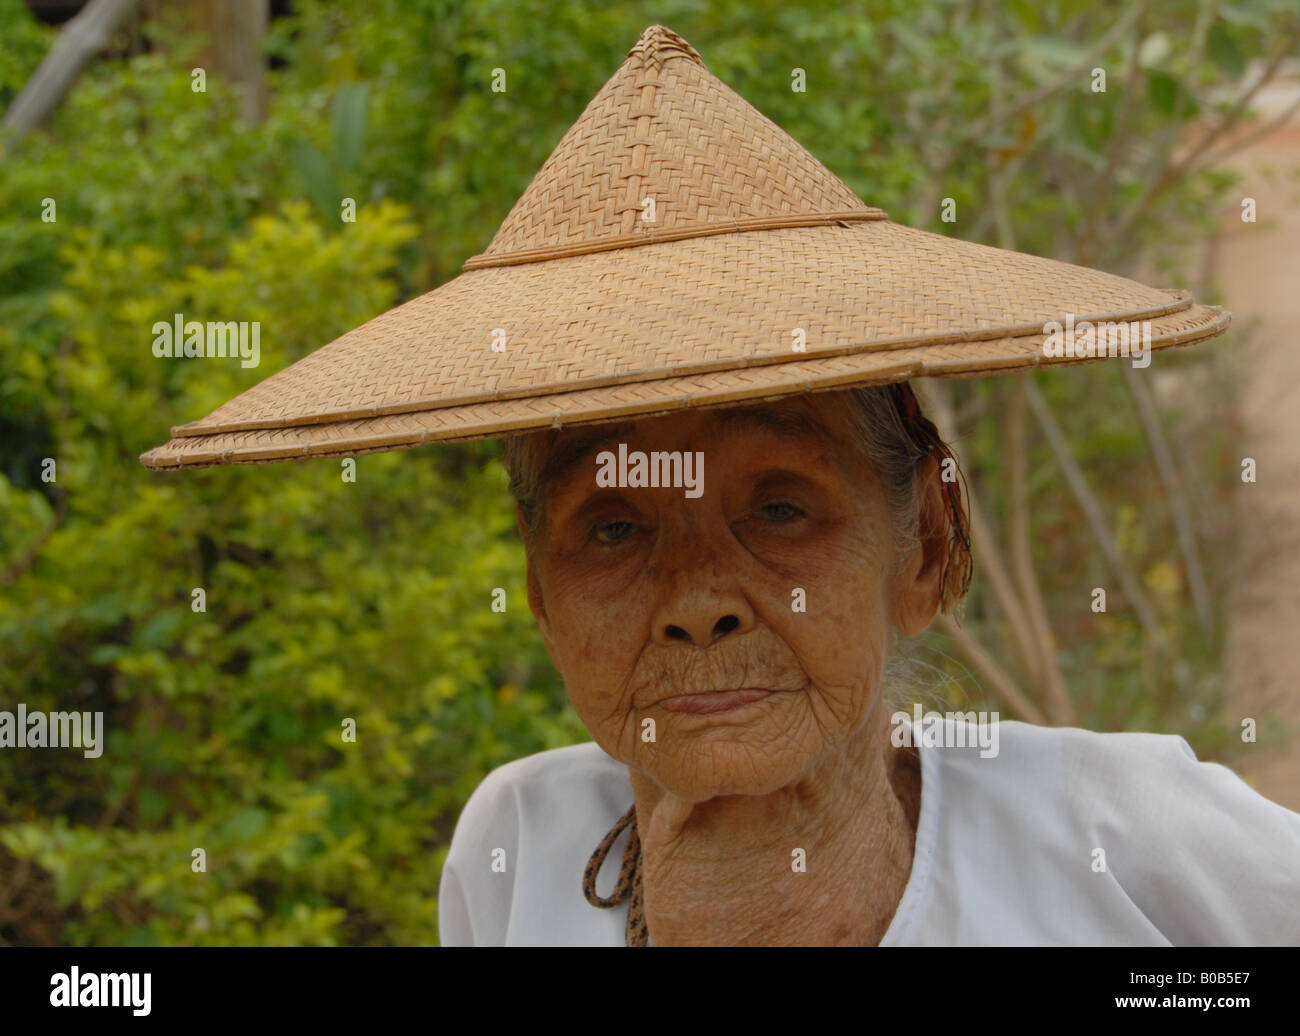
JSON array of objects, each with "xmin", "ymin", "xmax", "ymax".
[{"xmin": 0, "ymin": 0, "xmax": 1285, "ymax": 944}]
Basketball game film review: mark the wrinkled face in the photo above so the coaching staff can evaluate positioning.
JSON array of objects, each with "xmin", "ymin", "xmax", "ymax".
[{"xmin": 523, "ymin": 394, "xmax": 936, "ymax": 802}]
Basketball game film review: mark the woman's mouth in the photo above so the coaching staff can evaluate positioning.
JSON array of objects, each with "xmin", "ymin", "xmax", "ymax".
[{"xmin": 658, "ymin": 689, "xmax": 777, "ymax": 714}]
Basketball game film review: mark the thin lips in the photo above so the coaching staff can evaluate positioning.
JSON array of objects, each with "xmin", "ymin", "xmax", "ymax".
[{"xmin": 655, "ymin": 686, "xmax": 791, "ymax": 704}]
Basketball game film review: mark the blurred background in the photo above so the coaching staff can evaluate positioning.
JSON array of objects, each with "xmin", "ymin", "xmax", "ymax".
[{"xmin": 1, "ymin": 0, "xmax": 1297, "ymax": 945}]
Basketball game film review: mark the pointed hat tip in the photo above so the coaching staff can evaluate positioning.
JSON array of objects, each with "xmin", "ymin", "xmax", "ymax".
[{"xmin": 628, "ymin": 25, "xmax": 704, "ymax": 68}]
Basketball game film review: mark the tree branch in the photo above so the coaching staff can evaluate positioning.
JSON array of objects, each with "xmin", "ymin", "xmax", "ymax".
[
  {"xmin": 935, "ymin": 614, "xmax": 1049, "ymax": 725},
  {"xmin": 1102, "ymin": 19, "xmax": 1300, "ymax": 248},
  {"xmin": 1122, "ymin": 364, "xmax": 1213, "ymax": 633},
  {"xmin": 917, "ymin": 381, "xmax": 1051, "ymax": 695},
  {"xmin": 1004, "ymin": 376, "xmax": 1076, "ymax": 724},
  {"xmin": 1024, "ymin": 380, "xmax": 1166, "ymax": 648},
  {"xmin": 1196, "ymin": 89, "xmax": 1300, "ymax": 169},
  {"xmin": 1, "ymin": 0, "xmax": 143, "ymax": 154},
  {"xmin": 953, "ymin": 5, "xmax": 1148, "ymax": 151}
]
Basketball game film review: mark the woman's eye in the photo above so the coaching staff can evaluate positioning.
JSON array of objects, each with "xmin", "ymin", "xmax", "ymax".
[
  {"xmin": 592, "ymin": 520, "xmax": 634, "ymax": 544},
  {"xmin": 759, "ymin": 501, "xmax": 803, "ymax": 522}
]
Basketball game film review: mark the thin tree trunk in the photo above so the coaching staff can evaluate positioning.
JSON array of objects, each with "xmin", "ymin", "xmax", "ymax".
[
  {"xmin": 936, "ymin": 615, "xmax": 1048, "ymax": 725},
  {"xmin": 191, "ymin": 0, "xmax": 269, "ymax": 127},
  {"xmin": 1005, "ymin": 376, "xmax": 1076, "ymax": 724},
  {"xmin": 918, "ymin": 381, "xmax": 1049, "ymax": 688},
  {"xmin": 1122, "ymin": 364, "xmax": 1213, "ymax": 634},
  {"xmin": 1025, "ymin": 380, "xmax": 1166, "ymax": 649},
  {"xmin": 1, "ymin": 0, "xmax": 143, "ymax": 153}
]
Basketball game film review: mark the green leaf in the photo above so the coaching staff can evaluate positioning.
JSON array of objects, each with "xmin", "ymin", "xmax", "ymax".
[
  {"xmin": 223, "ymin": 807, "xmax": 269, "ymax": 842},
  {"xmin": 138, "ymin": 609, "xmax": 183, "ymax": 649},
  {"xmin": 285, "ymin": 140, "xmax": 339, "ymax": 218},
  {"xmin": 1218, "ymin": 4, "xmax": 1272, "ymax": 30},
  {"xmin": 331, "ymin": 82, "xmax": 370, "ymax": 176},
  {"xmin": 1207, "ymin": 23, "xmax": 1246, "ymax": 79},
  {"xmin": 137, "ymin": 787, "xmax": 168, "ymax": 826},
  {"xmin": 1024, "ymin": 35, "xmax": 1089, "ymax": 67},
  {"xmin": 1145, "ymin": 69, "xmax": 1180, "ymax": 116}
]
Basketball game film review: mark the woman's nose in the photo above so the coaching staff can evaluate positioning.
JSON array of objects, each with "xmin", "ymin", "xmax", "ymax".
[
  {"xmin": 663, "ymin": 612, "xmax": 742, "ymax": 646},
  {"xmin": 650, "ymin": 552, "xmax": 756, "ymax": 646}
]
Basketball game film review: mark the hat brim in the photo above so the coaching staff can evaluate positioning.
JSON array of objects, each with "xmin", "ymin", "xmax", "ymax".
[{"xmin": 141, "ymin": 220, "xmax": 1229, "ymax": 470}]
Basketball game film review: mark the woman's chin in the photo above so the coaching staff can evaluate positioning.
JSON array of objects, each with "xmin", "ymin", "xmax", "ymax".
[{"xmin": 637, "ymin": 743, "xmax": 812, "ymax": 801}]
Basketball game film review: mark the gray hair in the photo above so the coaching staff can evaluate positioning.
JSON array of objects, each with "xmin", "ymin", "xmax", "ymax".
[{"xmin": 841, "ymin": 384, "xmax": 934, "ymax": 571}]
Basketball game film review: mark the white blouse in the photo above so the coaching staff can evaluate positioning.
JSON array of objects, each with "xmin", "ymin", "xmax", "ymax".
[{"xmin": 438, "ymin": 717, "xmax": 1300, "ymax": 945}]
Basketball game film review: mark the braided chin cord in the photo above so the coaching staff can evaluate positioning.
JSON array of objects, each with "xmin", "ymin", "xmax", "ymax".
[{"xmin": 582, "ymin": 805, "xmax": 648, "ymax": 946}]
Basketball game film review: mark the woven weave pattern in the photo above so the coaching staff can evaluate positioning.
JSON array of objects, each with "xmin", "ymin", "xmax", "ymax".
[
  {"xmin": 141, "ymin": 23, "xmax": 1232, "ymax": 471},
  {"xmin": 169, "ymin": 221, "xmax": 1194, "ymax": 438},
  {"xmin": 475, "ymin": 25, "xmax": 869, "ymax": 260},
  {"xmin": 141, "ymin": 302, "xmax": 1226, "ymax": 468}
]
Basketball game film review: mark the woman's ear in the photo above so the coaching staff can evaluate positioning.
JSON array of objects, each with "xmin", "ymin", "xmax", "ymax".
[{"xmin": 891, "ymin": 455, "xmax": 947, "ymax": 637}]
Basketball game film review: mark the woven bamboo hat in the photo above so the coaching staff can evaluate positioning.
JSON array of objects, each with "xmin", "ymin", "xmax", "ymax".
[{"xmin": 141, "ymin": 24, "xmax": 1229, "ymax": 471}]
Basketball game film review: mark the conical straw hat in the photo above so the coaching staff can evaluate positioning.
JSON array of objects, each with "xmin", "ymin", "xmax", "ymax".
[{"xmin": 141, "ymin": 25, "xmax": 1229, "ymax": 471}]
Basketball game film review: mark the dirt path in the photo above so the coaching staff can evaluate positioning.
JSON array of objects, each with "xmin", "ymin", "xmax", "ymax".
[{"xmin": 1213, "ymin": 72, "xmax": 1300, "ymax": 812}]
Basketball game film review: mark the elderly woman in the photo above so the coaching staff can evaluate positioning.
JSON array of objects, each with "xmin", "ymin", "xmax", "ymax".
[
  {"xmin": 143, "ymin": 26, "xmax": 1300, "ymax": 945},
  {"xmin": 436, "ymin": 384, "xmax": 1300, "ymax": 946}
]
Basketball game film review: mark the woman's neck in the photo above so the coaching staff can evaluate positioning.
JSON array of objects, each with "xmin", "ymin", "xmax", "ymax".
[{"xmin": 628, "ymin": 715, "xmax": 921, "ymax": 946}]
